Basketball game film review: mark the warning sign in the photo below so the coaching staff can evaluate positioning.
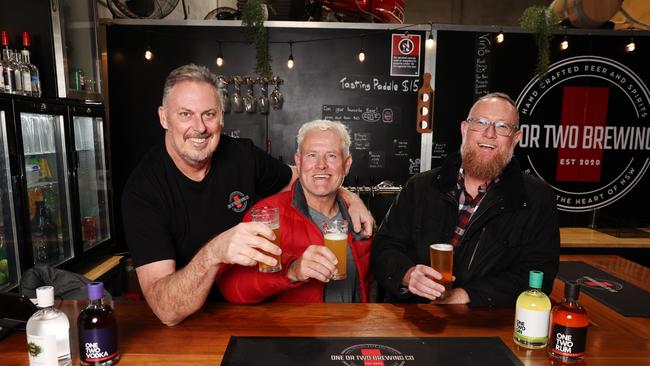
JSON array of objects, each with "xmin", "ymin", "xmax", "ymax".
[{"xmin": 390, "ymin": 33, "xmax": 421, "ymax": 77}]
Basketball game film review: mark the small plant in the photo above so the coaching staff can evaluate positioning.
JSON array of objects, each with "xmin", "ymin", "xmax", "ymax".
[
  {"xmin": 242, "ymin": 0, "xmax": 273, "ymax": 79},
  {"xmin": 520, "ymin": 6, "xmax": 561, "ymax": 78}
]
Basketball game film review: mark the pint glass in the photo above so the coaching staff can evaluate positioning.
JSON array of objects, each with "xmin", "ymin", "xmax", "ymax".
[
  {"xmin": 322, "ymin": 219, "xmax": 348, "ymax": 280},
  {"xmin": 429, "ymin": 243, "xmax": 454, "ymax": 299},
  {"xmin": 251, "ymin": 206, "xmax": 282, "ymax": 273}
]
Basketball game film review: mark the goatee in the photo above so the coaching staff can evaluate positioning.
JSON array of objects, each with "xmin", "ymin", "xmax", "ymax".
[{"xmin": 460, "ymin": 139, "xmax": 513, "ymax": 181}]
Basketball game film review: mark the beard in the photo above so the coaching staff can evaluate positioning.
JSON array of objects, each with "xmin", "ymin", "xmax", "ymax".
[{"xmin": 460, "ymin": 139, "xmax": 513, "ymax": 181}]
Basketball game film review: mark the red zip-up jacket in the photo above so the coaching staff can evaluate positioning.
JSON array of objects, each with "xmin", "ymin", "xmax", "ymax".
[{"xmin": 217, "ymin": 182, "xmax": 373, "ymax": 303}]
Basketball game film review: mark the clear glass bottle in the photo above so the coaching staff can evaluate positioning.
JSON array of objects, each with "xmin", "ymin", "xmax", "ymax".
[
  {"xmin": 26, "ymin": 286, "xmax": 72, "ymax": 366},
  {"xmin": 22, "ymin": 31, "xmax": 41, "ymax": 97},
  {"xmin": 12, "ymin": 50, "xmax": 24, "ymax": 95},
  {"xmin": 18, "ymin": 50, "xmax": 32, "ymax": 96},
  {"xmin": 548, "ymin": 281, "xmax": 589, "ymax": 363},
  {"xmin": 78, "ymin": 282, "xmax": 119, "ymax": 365},
  {"xmin": 513, "ymin": 270, "xmax": 552, "ymax": 349},
  {"xmin": 1, "ymin": 31, "xmax": 17, "ymax": 94}
]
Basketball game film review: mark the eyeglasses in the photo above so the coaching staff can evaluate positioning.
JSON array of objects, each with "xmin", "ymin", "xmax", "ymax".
[{"xmin": 466, "ymin": 117, "xmax": 518, "ymax": 137}]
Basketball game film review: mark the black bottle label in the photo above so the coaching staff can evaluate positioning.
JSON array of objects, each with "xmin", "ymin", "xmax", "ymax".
[
  {"xmin": 80, "ymin": 327, "xmax": 118, "ymax": 362},
  {"xmin": 549, "ymin": 324, "xmax": 587, "ymax": 356}
]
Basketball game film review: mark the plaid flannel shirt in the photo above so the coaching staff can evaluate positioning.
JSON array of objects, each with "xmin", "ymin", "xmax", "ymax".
[{"xmin": 449, "ymin": 169, "xmax": 499, "ymax": 246}]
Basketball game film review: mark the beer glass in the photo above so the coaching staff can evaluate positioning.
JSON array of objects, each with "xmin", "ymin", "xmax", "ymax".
[
  {"xmin": 322, "ymin": 219, "xmax": 348, "ymax": 280},
  {"xmin": 251, "ymin": 206, "xmax": 281, "ymax": 273},
  {"xmin": 429, "ymin": 243, "xmax": 454, "ymax": 300}
]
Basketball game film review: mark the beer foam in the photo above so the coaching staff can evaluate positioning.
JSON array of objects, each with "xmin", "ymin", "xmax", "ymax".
[
  {"xmin": 430, "ymin": 243, "xmax": 453, "ymax": 251},
  {"xmin": 324, "ymin": 233, "xmax": 347, "ymax": 240}
]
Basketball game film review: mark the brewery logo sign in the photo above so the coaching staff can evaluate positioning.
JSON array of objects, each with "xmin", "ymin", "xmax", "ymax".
[
  {"xmin": 515, "ymin": 55, "xmax": 650, "ymax": 212},
  {"xmin": 330, "ymin": 343, "xmax": 415, "ymax": 365}
]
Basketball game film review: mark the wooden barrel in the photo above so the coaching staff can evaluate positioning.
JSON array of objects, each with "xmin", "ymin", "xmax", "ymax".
[{"xmin": 550, "ymin": 0, "xmax": 622, "ymax": 28}]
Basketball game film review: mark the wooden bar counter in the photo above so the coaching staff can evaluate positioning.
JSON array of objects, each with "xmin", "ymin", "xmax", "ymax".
[{"xmin": 2, "ymin": 255, "xmax": 649, "ymax": 365}]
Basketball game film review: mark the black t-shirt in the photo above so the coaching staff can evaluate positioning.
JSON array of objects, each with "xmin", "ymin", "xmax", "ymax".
[{"xmin": 121, "ymin": 135, "xmax": 292, "ymax": 273}]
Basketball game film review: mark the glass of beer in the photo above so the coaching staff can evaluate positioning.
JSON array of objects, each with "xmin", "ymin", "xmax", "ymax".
[
  {"xmin": 322, "ymin": 219, "xmax": 348, "ymax": 280},
  {"xmin": 251, "ymin": 206, "xmax": 282, "ymax": 273},
  {"xmin": 429, "ymin": 243, "xmax": 454, "ymax": 300}
]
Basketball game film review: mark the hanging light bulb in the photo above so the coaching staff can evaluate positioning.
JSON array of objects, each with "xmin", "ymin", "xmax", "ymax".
[
  {"xmin": 625, "ymin": 38, "xmax": 635, "ymax": 52},
  {"xmin": 560, "ymin": 36, "xmax": 569, "ymax": 51},
  {"xmin": 425, "ymin": 22, "xmax": 434, "ymax": 49},
  {"xmin": 216, "ymin": 42, "xmax": 224, "ymax": 66},
  {"xmin": 287, "ymin": 41, "xmax": 294, "ymax": 69},
  {"xmin": 144, "ymin": 47, "xmax": 154, "ymax": 61},
  {"xmin": 358, "ymin": 48, "xmax": 366, "ymax": 62},
  {"xmin": 496, "ymin": 30, "xmax": 504, "ymax": 44}
]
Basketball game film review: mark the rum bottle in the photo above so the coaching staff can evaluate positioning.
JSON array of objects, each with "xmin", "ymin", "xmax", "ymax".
[
  {"xmin": 513, "ymin": 270, "xmax": 551, "ymax": 349},
  {"xmin": 548, "ymin": 282, "xmax": 588, "ymax": 363},
  {"xmin": 78, "ymin": 282, "xmax": 119, "ymax": 365},
  {"xmin": 26, "ymin": 286, "xmax": 72, "ymax": 366},
  {"xmin": 21, "ymin": 31, "xmax": 41, "ymax": 97}
]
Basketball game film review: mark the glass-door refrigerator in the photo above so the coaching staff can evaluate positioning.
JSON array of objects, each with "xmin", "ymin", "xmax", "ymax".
[
  {"xmin": 12, "ymin": 98, "xmax": 74, "ymax": 270},
  {"xmin": 68, "ymin": 103, "xmax": 111, "ymax": 253},
  {"xmin": 0, "ymin": 97, "xmax": 22, "ymax": 290}
]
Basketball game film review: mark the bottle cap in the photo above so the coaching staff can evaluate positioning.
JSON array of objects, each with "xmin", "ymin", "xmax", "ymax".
[
  {"xmin": 528, "ymin": 270, "xmax": 544, "ymax": 289},
  {"xmin": 565, "ymin": 281, "xmax": 581, "ymax": 300},
  {"xmin": 88, "ymin": 281, "xmax": 104, "ymax": 301},
  {"xmin": 36, "ymin": 285, "xmax": 54, "ymax": 307},
  {"xmin": 22, "ymin": 32, "xmax": 30, "ymax": 47}
]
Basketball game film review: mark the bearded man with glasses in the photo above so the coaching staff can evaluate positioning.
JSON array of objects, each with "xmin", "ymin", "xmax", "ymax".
[{"xmin": 371, "ymin": 92, "xmax": 560, "ymax": 307}]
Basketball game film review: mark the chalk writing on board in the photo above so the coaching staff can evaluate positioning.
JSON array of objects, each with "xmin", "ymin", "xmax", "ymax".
[
  {"xmin": 393, "ymin": 138, "xmax": 409, "ymax": 156},
  {"xmin": 339, "ymin": 76, "xmax": 420, "ymax": 93},
  {"xmin": 354, "ymin": 133, "xmax": 371, "ymax": 151},
  {"xmin": 369, "ymin": 151, "xmax": 385, "ymax": 169},
  {"xmin": 322, "ymin": 105, "xmax": 400, "ymax": 124}
]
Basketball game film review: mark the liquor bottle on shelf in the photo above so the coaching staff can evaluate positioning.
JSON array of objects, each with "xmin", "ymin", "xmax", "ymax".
[
  {"xmin": 21, "ymin": 31, "xmax": 41, "ymax": 97},
  {"xmin": 12, "ymin": 50, "xmax": 24, "ymax": 95},
  {"xmin": 26, "ymin": 285, "xmax": 72, "ymax": 366},
  {"xmin": 548, "ymin": 282, "xmax": 589, "ymax": 363},
  {"xmin": 1, "ymin": 30, "xmax": 17, "ymax": 94},
  {"xmin": 513, "ymin": 270, "xmax": 552, "ymax": 349},
  {"xmin": 78, "ymin": 282, "xmax": 119, "ymax": 365}
]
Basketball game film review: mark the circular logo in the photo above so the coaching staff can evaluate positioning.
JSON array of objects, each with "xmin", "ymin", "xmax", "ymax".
[
  {"xmin": 339, "ymin": 344, "xmax": 407, "ymax": 366},
  {"xmin": 227, "ymin": 191, "xmax": 250, "ymax": 213},
  {"xmin": 516, "ymin": 56, "xmax": 650, "ymax": 212},
  {"xmin": 398, "ymin": 38, "xmax": 415, "ymax": 55}
]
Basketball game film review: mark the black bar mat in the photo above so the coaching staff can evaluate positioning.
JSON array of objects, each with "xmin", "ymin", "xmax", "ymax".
[
  {"xmin": 221, "ymin": 336, "xmax": 523, "ymax": 366},
  {"xmin": 557, "ymin": 261, "xmax": 650, "ymax": 317},
  {"xmin": 594, "ymin": 228, "xmax": 650, "ymax": 238}
]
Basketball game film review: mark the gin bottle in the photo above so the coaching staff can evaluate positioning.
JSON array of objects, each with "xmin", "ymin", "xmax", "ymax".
[
  {"xmin": 513, "ymin": 270, "xmax": 551, "ymax": 349},
  {"xmin": 78, "ymin": 282, "xmax": 119, "ymax": 365},
  {"xmin": 26, "ymin": 286, "xmax": 72, "ymax": 366}
]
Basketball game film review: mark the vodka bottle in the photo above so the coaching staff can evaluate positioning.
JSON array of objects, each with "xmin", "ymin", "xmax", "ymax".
[
  {"xmin": 513, "ymin": 270, "xmax": 552, "ymax": 349},
  {"xmin": 78, "ymin": 282, "xmax": 120, "ymax": 365},
  {"xmin": 12, "ymin": 50, "xmax": 24, "ymax": 94},
  {"xmin": 548, "ymin": 281, "xmax": 589, "ymax": 363},
  {"xmin": 1, "ymin": 30, "xmax": 17, "ymax": 94},
  {"xmin": 22, "ymin": 31, "xmax": 41, "ymax": 97},
  {"xmin": 18, "ymin": 50, "xmax": 32, "ymax": 96},
  {"xmin": 26, "ymin": 286, "xmax": 72, "ymax": 366}
]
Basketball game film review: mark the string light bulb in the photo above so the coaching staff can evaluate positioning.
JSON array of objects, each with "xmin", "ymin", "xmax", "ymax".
[
  {"xmin": 625, "ymin": 38, "xmax": 635, "ymax": 53},
  {"xmin": 560, "ymin": 36, "xmax": 569, "ymax": 51},
  {"xmin": 496, "ymin": 30, "xmax": 504, "ymax": 44},
  {"xmin": 216, "ymin": 42, "xmax": 224, "ymax": 66},
  {"xmin": 287, "ymin": 41, "xmax": 294, "ymax": 69},
  {"xmin": 144, "ymin": 47, "xmax": 154, "ymax": 61},
  {"xmin": 426, "ymin": 22, "xmax": 434, "ymax": 49},
  {"xmin": 358, "ymin": 48, "xmax": 366, "ymax": 62}
]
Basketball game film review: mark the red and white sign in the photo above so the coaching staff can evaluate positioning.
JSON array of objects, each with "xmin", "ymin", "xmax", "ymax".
[{"xmin": 390, "ymin": 33, "xmax": 420, "ymax": 77}]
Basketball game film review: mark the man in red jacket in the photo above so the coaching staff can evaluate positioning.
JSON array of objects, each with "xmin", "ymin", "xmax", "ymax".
[{"xmin": 217, "ymin": 120, "xmax": 373, "ymax": 303}]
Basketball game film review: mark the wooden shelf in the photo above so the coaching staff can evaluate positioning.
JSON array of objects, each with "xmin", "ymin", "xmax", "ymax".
[{"xmin": 561, "ymin": 227, "xmax": 650, "ymax": 248}]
